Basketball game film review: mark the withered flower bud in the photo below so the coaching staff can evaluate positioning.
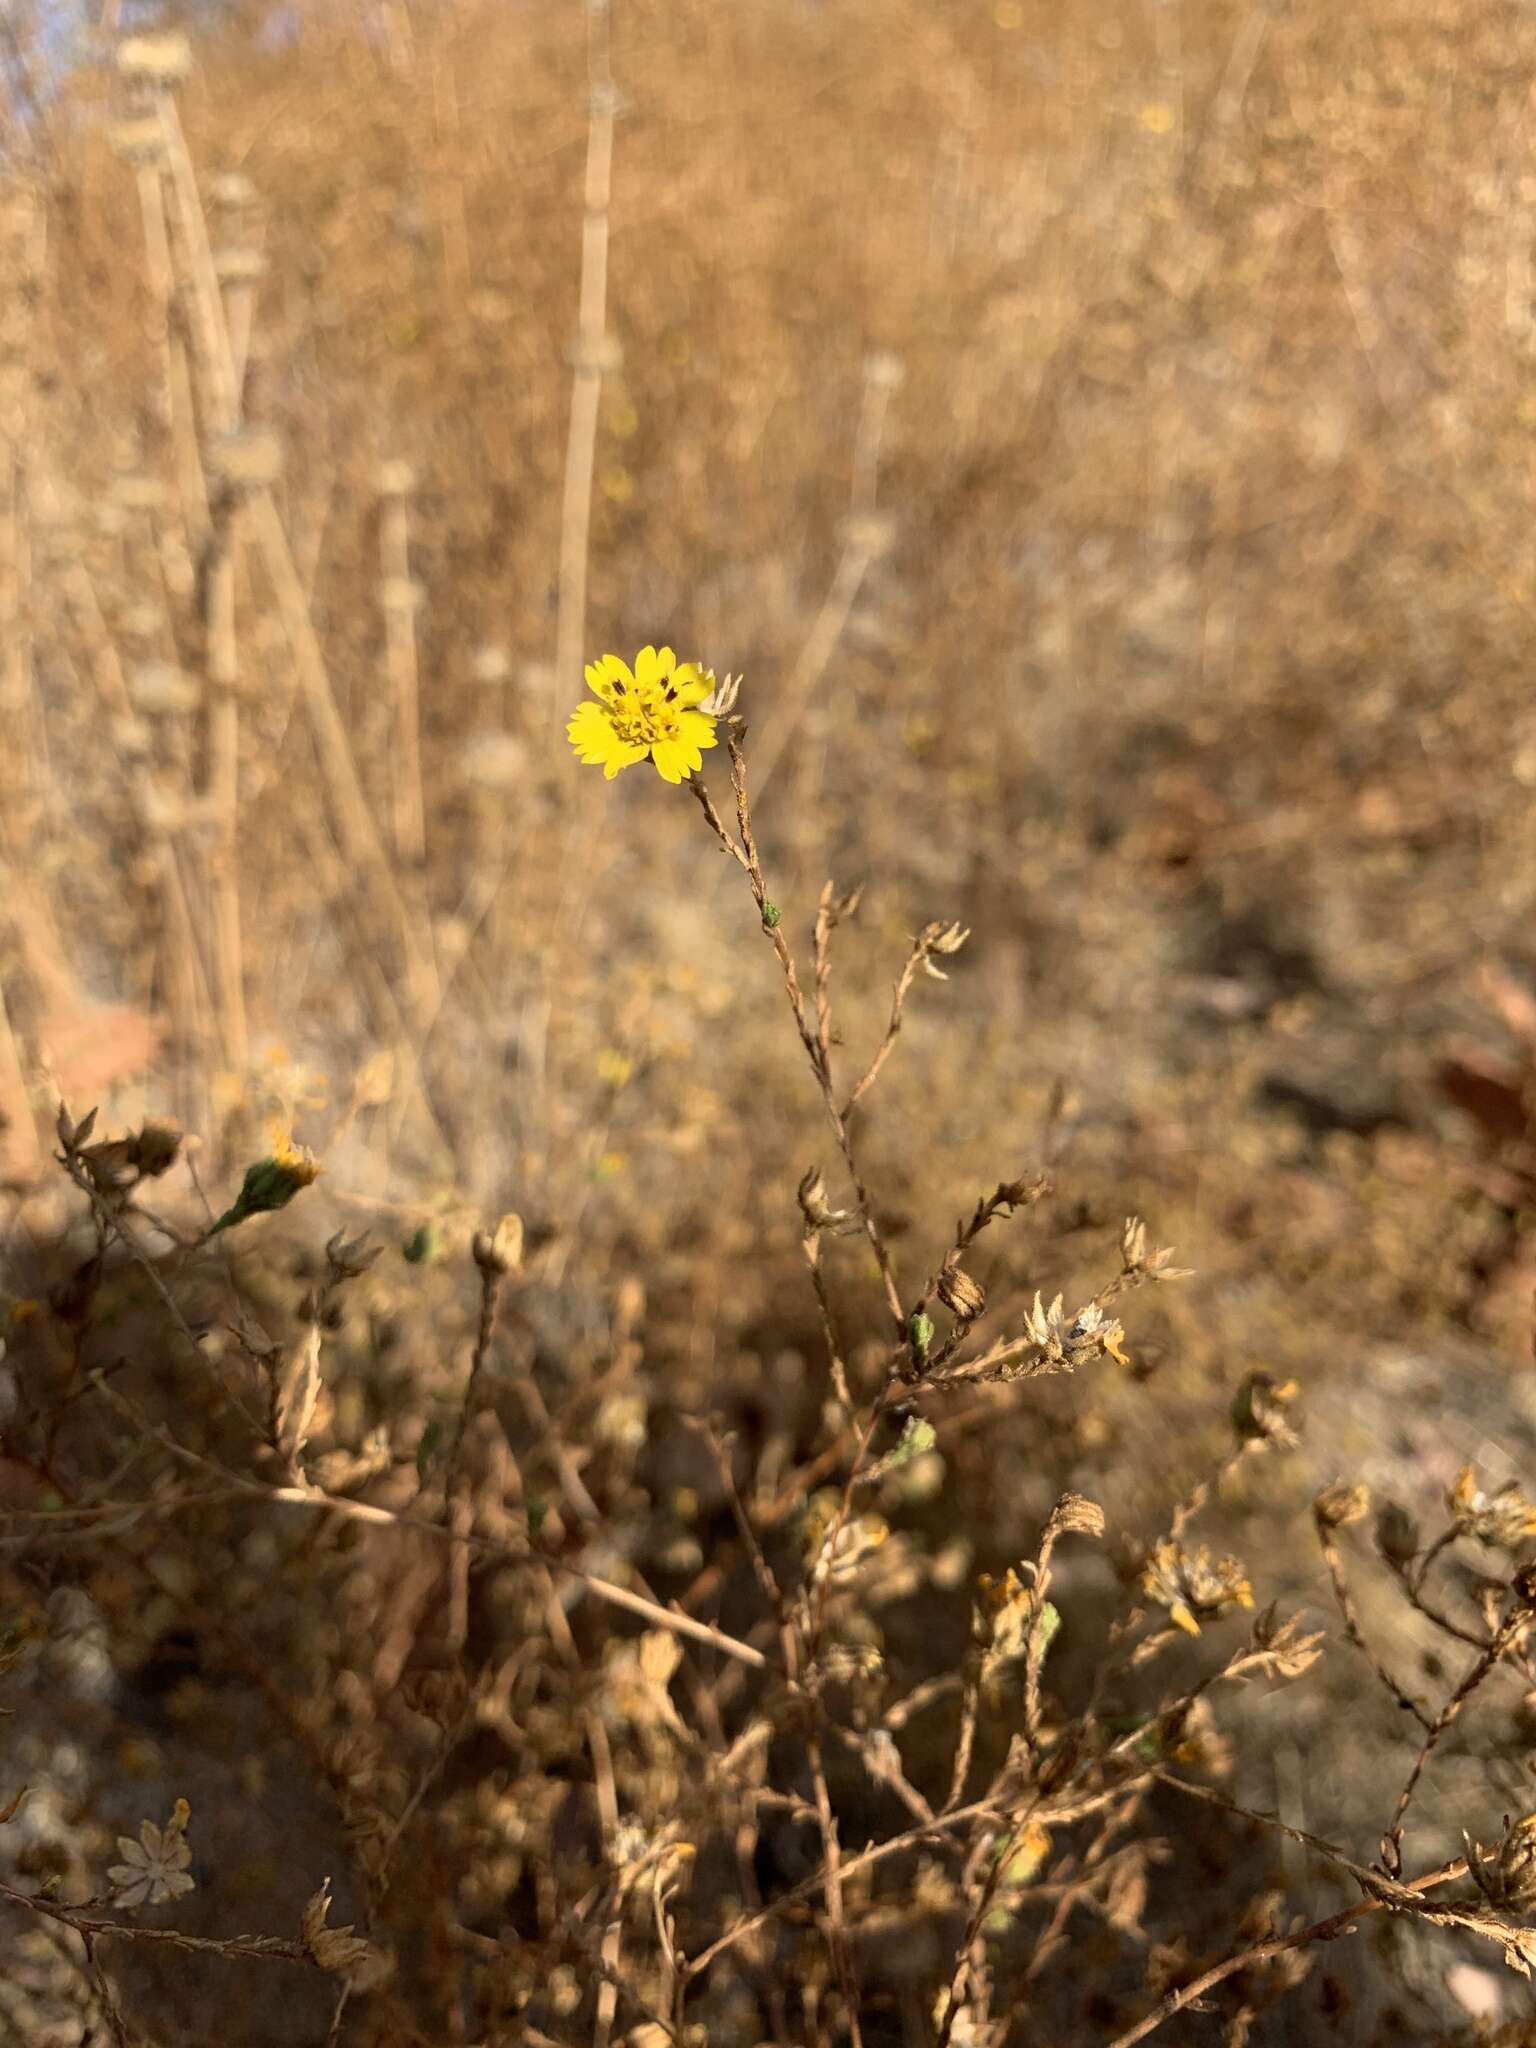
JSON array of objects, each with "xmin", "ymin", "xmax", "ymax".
[
  {"xmin": 133, "ymin": 1120, "xmax": 182, "ymax": 1178},
  {"xmin": 472, "ymin": 1214, "xmax": 524, "ymax": 1278},
  {"xmin": 1447, "ymin": 1465, "xmax": 1536, "ymax": 1550},
  {"xmin": 995, "ymin": 1174, "xmax": 1051, "ymax": 1213},
  {"xmin": 797, "ymin": 1166, "xmax": 852, "ymax": 1233},
  {"xmin": 1231, "ymin": 1371, "xmax": 1300, "ymax": 1448},
  {"xmin": 1313, "ymin": 1481, "xmax": 1371, "ymax": 1531},
  {"xmin": 699, "ymin": 670, "xmax": 742, "ymax": 719},
  {"xmin": 1045, "ymin": 1492, "xmax": 1106, "ymax": 1542},
  {"xmin": 937, "ymin": 1254, "xmax": 985, "ymax": 1323},
  {"xmin": 1466, "ymin": 1814, "xmax": 1536, "ymax": 1910},
  {"xmin": 919, "ymin": 920, "xmax": 971, "ymax": 980},
  {"xmin": 325, "ymin": 1230, "xmax": 380, "ymax": 1282},
  {"xmin": 1375, "ymin": 1501, "xmax": 1421, "ymax": 1570}
]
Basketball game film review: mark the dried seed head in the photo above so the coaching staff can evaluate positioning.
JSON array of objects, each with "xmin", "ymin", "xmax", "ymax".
[
  {"xmin": 1466, "ymin": 1815, "xmax": 1536, "ymax": 1910},
  {"xmin": 301, "ymin": 1878, "xmax": 387, "ymax": 1982},
  {"xmin": 472, "ymin": 1213, "xmax": 524, "ymax": 1278},
  {"xmin": 212, "ymin": 246, "xmax": 267, "ymax": 287},
  {"xmin": 937, "ymin": 1254, "xmax": 985, "ymax": 1323},
  {"xmin": 1140, "ymin": 1539, "xmax": 1254, "ymax": 1636},
  {"xmin": 1448, "ymin": 1466, "xmax": 1536, "ymax": 1550},
  {"xmin": 1313, "ymin": 1480, "xmax": 1371, "ymax": 1530},
  {"xmin": 116, "ymin": 33, "xmax": 193, "ymax": 85},
  {"xmin": 698, "ymin": 670, "xmax": 742, "ymax": 718},
  {"xmin": 1121, "ymin": 1215, "xmax": 1193, "ymax": 1281},
  {"xmin": 324, "ymin": 1230, "xmax": 380, "ymax": 1282},
  {"xmin": 132, "ymin": 1119, "xmax": 182, "ymax": 1178},
  {"xmin": 1250, "ymin": 1604, "xmax": 1325, "ymax": 1678},
  {"xmin": 797, "ymin": 1165, "xmax": 851, "ymax": 1232},
  {"xmin": 208, "ymin": 172, "xmax": 258, "ymax": 213},
  {"xmin": 1046, "ymin": 1492, "xmax": 1107, "ymax": 1542},
  {"xmin": 1230, "ymin": 1370, "xmax": 1300, "ymax": 1448},
  {"xmin": 207, "ymin": 428, "xmax": 284, "ymax": 494},
  {"xmin": 801, "ymin": 1491, "xmax": 888, "ymax": 1584},
  {"xmin": 995, "ymin": 1173, "xmax": 1051, "ymax": 1213},
  {"xmin": 1023, "ymin": 1292, "xmax": 1128, "ymax": 1370},
  {"xmin": 919, "ymin": 920, "xmax": 971, "ymax": 979}
]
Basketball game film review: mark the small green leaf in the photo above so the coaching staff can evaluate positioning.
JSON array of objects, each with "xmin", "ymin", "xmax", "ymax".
[
  {"xmin": 415, "ymin": 1418, "xmax": 444, "ymax": 1479},
  {"xmin": 1034, "ymin": 1600, "xmax": 1062, "ymax": 1658},
  {"xmin": 760, "ymin": 901, "xmax": 782, "ymax": 930},
  {"xmin": 402, "ymin": 1224, "xmax": 439, "ymax": 1265},
  {"xmin": 886, "ymin": 1416, "xmax": 937, "ymax": 1472}
]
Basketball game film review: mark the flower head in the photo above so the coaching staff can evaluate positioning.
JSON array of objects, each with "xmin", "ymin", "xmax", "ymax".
[
  {"xmin": 107, "ymin": 1800, "xmax": 194, "ymax": 1910},
  {"xmin": 1448, "ymin": 1465, "xmax": 1536, "ymax": 1550},
  {"xmin": 567, "ymin": 646, "xmax": 719, "ymax": 783},
  {"xmin": 1139, "ymin": 1539, "xmax": 1254, "ymax": 1636},
  {"xmin": 209, "ymin": 1130, "xmax": 320, "ymax": 1235},
  {"xmin": 1023, "ymin": 1292, "xmax": 1129, "ymax": 1370}
]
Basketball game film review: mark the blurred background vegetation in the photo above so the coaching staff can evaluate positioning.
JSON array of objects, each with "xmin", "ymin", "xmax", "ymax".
[{"xmin": 7, "ymin": 0, "xmax": 1536, "ymax": 2039}]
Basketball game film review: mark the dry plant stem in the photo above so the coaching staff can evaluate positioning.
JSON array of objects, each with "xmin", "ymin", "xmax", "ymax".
[
  {"xmin": 0, "ymin": 190, "xmax": 41, "ymax": 848},
  {"xmin": 935, "ymin": 1820, "xmax": 1010, "ymax": 2048},
  {"xmin": 0, "ymin": 1878, "xmax": 313, "ymax": 1967},
  {"xmin": 700, "ymin": 1422, "xmax": 789, "ymax": 1627},
  {"xmin": 154, "ymin": 96, "xmax": 239, "ymax": 428},
  {"xmin": 586, "ymin": 1712, "xmax": 622, "ymax": 2048},
  {"xmin": 553, "ymin": 0, "xmax": 614, "ymax": 716},
  {"xmin": 380, "ymin": 468, "xmax": 426, "ymax": 868},
  {"xmin": 843, "ymin": 934, "xmax": 928, "ymax": 1117},
  {"xmin": 93, "ymin": 1371, "xmax": 769, "ymax": 1670},
  {"xmin": 55, "ymin": 568, "xmax": 208, "ymax": 1077},
  {"xmin": 442, "ymin": 1254, "xmax": 504, "ymax": 1651},
  {"xmin": 0, "ymin": 956, "xmax": 34, "ymax": 1169},
  {"xmin": 251, "ymin": 489, "xmax": 441, "ymax": 1032},
  {"xmin": 205, "ymin": 492, "xmax": 248, "ymax": 1071},
  {"xmin": 444, "ymin": 1255, "xmax": 502, "ymax": 1511},
  {"xmin": 1104, "ymin": 1854, "xmax": 1469, "ymax": 2048},
  {"xmin": 1315, "ymin": 1521, "xmax": 1431, "ymax": 1729},
  {"xmin": 752, "ymin": 352, "xmax": 897, "ymax": 801},
  {"xmin": 143, "ymin": 91, "xmax": 440, "ymax": 1036},
  {"xmin": 750, "ymin": 536, "xmax": 873, "ymax": 804},
  {"xmin": 805, "ymin": 1729, "xmax": 866, "ymax": 2048},
  {"xmin": 684, "ymin": 1790, "xmax": 1056, "ymax": 1984},
  {"xmin": 696, "ymin": 736, "xmax": 905, "ymax": 1336},
  {"xmin": 1383, "ymin": 1602, "xmax": 1527, "ymax": 1870}
]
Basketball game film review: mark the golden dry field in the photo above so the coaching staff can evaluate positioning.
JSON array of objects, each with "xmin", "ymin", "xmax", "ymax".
[{"xmin": 6, "ymin": 0, "xmax": 1536, "ymax": 2041}]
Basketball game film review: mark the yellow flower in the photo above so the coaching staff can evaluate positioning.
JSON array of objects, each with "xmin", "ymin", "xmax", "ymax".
[{"xmin": 567, "ymin": 646, "xmax": 718, "ymax": 784}]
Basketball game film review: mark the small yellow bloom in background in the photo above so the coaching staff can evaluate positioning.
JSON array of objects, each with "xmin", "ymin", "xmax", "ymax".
[
  {"xmin": 595, "ymin": 1151, "xmax": 627, "ymax": 1180},
  {"xmin": 993, "ymin": 0, "xmax": 1024, "ymax": 25},
  {"xmin": 596, "ymin": 1048, "xmax": 634, "ymax": 1088},
  {"xmin": 1138, "ymin": 101, "xmax": 1176, "ymax": 135},
  {"xmin": 567, "ymin": 646, "xmax": 719, "ymax": 784}
]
